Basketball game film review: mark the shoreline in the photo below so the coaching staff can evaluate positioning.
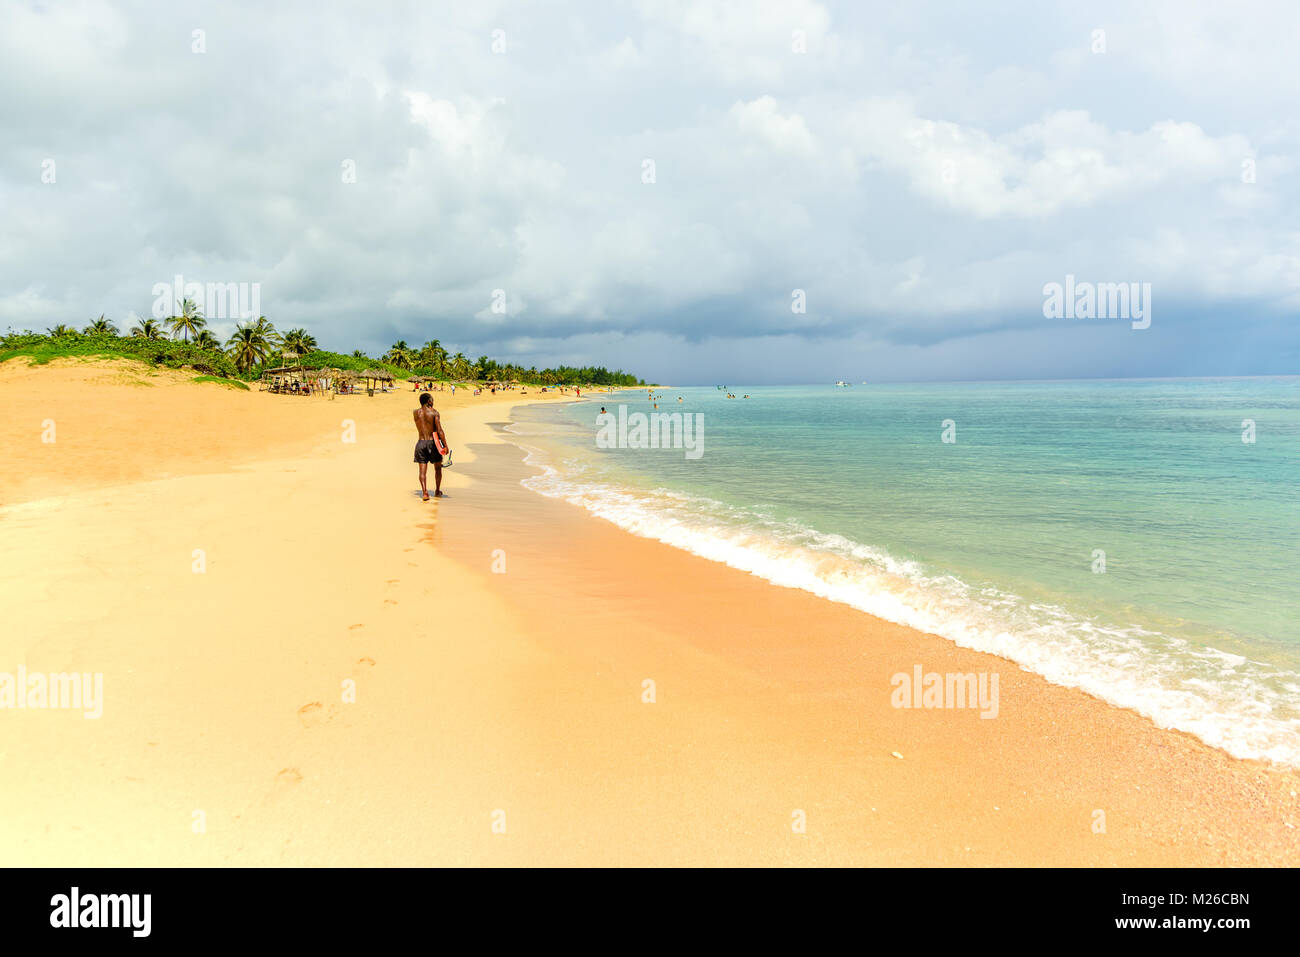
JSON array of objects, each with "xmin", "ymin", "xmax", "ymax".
[
  {"xmin": 2, "ymin": 360, "xmax": 1296, "ymax": 865},
  {"xmin": 509, "ymin": 393, "xmax": 1300, "ymax": 770},
  {"xmin": 442, "ymin": 411, "xmax": 1300, "ymax": 864}
]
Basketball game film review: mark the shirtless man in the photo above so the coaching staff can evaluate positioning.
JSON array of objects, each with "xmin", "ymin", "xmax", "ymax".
[{"xmin": 413, "ymin": 393, "xmax": 448, "ymax": 500}]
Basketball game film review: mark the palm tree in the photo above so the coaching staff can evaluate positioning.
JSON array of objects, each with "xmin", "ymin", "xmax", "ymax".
[
  {"xmin": 168, "ymin": 298, "xmax": 206, "ymax": 342},
  {"xmin": 193, "ymin": 330, "xmax": 220, "ymax": 350},
  {"xmin": 84, "ymin": 315, "xmax": 118, "ymax": 336},
  {"xmin": 385, "ymin": 340, "xmax": 415, "ymax": 370},
  {"xmin": 46, "ymin": 323, "xmax": 75, "ymax": 337},
  {"xmin": 130, "ymin": 318, "xmax": 168, "ymax": 340},
  {"xmin": 251, "ymin": 315, "xmax": 279, "ymax": 344},
  {"xmin": 451, "ymin": 352, "xmax": 469, "ymax": 379},
  {"xmin": 225, "ymin": 321, "xmax": 276, "ymax": 372},
  {"xmin": 281, "ymin": 328, "xmax": 318, "ymax": 355},
  {"xmin": 351, "ymin": 349, "xmax": 365, "ymax": 359},
  {"xmin": 417, "ymin": 339, "xmax": 447, "ymax": 376}
]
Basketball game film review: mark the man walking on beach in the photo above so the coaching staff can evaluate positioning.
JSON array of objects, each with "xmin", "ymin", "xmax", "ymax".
[{"xmin": 413, "ymin": 392, "xmax": 448, "ymax": 501}]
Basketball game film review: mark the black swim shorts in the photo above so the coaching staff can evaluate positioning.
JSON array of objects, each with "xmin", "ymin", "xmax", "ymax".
[{"xmin": 414, "ymin": 438, "xmax": 443, "ymax": 464}]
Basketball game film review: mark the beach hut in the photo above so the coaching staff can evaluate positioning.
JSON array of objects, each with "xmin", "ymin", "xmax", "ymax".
[
  {"xmin": 359, "ymin": 369, "xmax": 395, "ymax": 396},
  {"xmin": 260, "ymin": 349, "xmax": 309, "ymax": 394},
  {"xmin": 262, "ymin": 364, "xmax": 306, "ymax": 394},
  {"xmin": 303, "ymin": 367, "xmax": 339, "ymax": 396},
  {"xmin": 333, "ymin": 369, "xmax": 362, "ymax": 395}
]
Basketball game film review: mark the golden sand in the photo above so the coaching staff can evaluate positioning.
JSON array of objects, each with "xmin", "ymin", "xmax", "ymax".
[{"xmin": 1, "ymin": 358, "xmax": 1297, "ymax": 865}]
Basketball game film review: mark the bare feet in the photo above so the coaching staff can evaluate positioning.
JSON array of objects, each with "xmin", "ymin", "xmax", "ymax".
[
  {"xmin": 422, "ymin": 492, "xmax": 430, "ymax": 501},
  {"xmin": 434, "ymin": 490, "xmax": 445, "ymax": 497}
]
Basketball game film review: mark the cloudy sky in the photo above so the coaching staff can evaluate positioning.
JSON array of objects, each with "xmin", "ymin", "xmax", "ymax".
[{"xmin": 2, "ymin": 0, "xmax": 1297, "ymax": 383}]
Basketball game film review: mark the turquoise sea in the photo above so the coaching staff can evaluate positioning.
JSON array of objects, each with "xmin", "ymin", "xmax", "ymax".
[{"xmin": 507, "ymin": 380, "xmax": 1300, "ymax": 765}]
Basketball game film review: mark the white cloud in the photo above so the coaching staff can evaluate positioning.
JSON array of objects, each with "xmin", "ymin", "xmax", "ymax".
[
  {"xmin": 729, "ymin": 96, "xmax": 817, "ymax": 154},
  {"xmin": 841, "ymin": 101, "xmax": 1252, "ymax": 218}
]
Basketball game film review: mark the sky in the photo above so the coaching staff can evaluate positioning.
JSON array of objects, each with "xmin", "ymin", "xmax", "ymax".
[{"xmin": 2, "ymin": 0, "xmax": 1298, "ymax": 384}]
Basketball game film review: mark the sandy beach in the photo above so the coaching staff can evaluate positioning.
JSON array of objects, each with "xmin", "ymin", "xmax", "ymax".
[{"xmin": 1, "ymin": 359, "xmax": 1297, "ymax": 866}]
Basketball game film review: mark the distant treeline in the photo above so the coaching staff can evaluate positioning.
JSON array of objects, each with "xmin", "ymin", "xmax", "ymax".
[{"xmin": 0, "ymin": 313, "xmax": 646, "ymax": 387}]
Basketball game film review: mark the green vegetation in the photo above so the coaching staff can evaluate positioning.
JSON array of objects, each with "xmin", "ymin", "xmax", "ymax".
[
  {"xmin": 86, "ymin": 315, "xmax": 118, "ymax": 336},
  {"xmin": 129, "ymin": 317, "xmax": 168, "ymax": 340},
  {"xmin": 167, "ymin": 298, "xmax": 207, "ymax": 342},
  {"xmin": 225, "ymin": 317, "xmax": 278, "ymax": 372},
  {"xmin": 193, "ymin": 375, "xmax": 249, "ymax": 389},
  {"xmin": 297, "ymin": 350, "xmax": 412, "ymax": 379},
  {"xmin": 0, "ymin": 330, "xmax": 239, "ymax": 376},
  {"xmin": 375, "ymin": 345, "xmax": 643, "ymax": 386},
  {"xmin": 1, "ymin": 316, "xmax": 646, "ymax": 387}
]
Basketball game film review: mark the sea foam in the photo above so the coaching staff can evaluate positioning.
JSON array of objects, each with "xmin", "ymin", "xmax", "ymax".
[{"xmin": 512, "ymin": 433, "xmax": 1300, "ymax": 767}]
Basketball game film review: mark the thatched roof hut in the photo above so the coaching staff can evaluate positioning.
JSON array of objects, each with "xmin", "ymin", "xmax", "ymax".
[{"xmin": 343, "ymin": 368, "xmax": 394, "ymax": 395}]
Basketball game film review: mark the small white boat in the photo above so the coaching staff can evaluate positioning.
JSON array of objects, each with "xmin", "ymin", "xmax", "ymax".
[{"xmin": 834, "ymin": 380, "xmax": 850, "ymax": 388}]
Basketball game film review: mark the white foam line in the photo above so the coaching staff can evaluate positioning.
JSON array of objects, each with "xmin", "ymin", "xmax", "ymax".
[{"xmin": 514, "ymin": 464, "xmax": 1300, "ymax": 767}]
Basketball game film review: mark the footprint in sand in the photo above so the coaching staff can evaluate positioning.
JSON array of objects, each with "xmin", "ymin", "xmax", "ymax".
[
  {"xmin": 297, "ymin": 701, "xmax": 326, "ymax": 727},
  {"xmin": 357, "ymin": 657, "xmax": 375, "ymax": 668},
  {"xmin": 348, "ymin": 624, "xmax": 364, "ymax": 631},
  {"xmin": 275, "ymin": 768, "xmax": 302, "ymax": 789}
]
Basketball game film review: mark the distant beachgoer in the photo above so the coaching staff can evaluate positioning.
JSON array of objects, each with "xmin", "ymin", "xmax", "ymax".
[
  {"xmin": 600, "ymin": 406, "xmax": 607, "ymax": 414},
  {"xmin": 413, "ymin": 393, "xmax": 448, "ymax": 501}
]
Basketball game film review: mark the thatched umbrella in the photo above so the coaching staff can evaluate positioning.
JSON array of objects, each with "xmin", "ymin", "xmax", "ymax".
[
  {"xmin": 305, "ymin": 367, "xmax": 339, "ymax": 393},
  {"xmin": 357, "ymin": 368, "xmax": 395, "ymax": 395},
  {"xmin": 333, "ymin": 369, "xmax": 361, "ymax": 394}
]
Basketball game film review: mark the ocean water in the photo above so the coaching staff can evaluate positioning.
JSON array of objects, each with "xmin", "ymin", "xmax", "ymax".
[{"xmin": 507, "ymin": 380, "xmax": 1300, "ymax": 766}]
